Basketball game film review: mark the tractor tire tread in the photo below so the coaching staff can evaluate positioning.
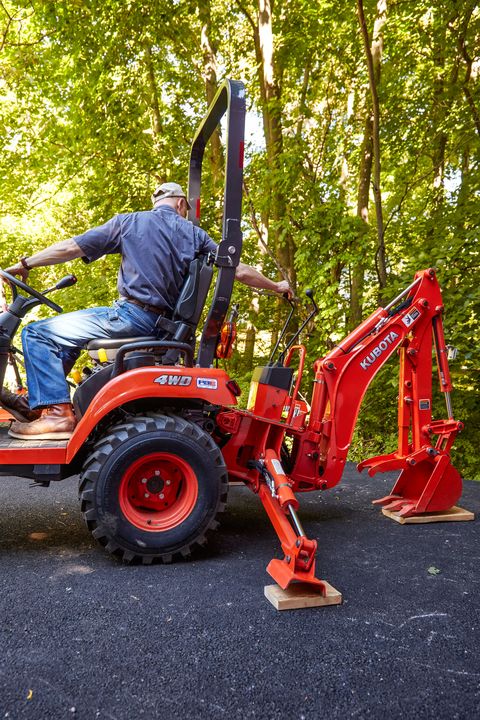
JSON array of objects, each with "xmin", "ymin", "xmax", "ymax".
[{"xmin": 79, "ymin": 413, "xmax": 228, "ymax": 564}]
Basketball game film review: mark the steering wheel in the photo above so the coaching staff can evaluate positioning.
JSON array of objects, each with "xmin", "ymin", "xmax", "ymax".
[{"xmin": 0, "ymin": 269, "xmax": 63, "ymax": 313}]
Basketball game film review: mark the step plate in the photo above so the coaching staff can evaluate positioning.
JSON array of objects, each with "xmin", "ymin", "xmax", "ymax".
[{"xmin": 0, "ymin": 424, "xmax": 68, "ymax": 449}]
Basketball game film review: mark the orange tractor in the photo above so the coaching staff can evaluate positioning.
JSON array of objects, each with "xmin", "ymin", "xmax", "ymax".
[{"xmin": 0, "ymin": 81, "xmax": 464, "ymax": 597}]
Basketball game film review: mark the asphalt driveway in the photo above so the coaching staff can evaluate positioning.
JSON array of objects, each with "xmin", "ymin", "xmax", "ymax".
[{"xmin": 0, "ymin": 464, "xmax": 479, "ymax": 719}]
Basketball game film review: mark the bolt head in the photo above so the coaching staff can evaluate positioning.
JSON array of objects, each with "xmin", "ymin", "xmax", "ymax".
[
  {"xmin": 166, "ymin": 480, "xmax": 171, "ymax": 486},
  {"xmin": 154, "ymin": 470, "xmax": 160, "ymax": 476},
  {"xmin": 159, "ymin": 493, "xmax": 165, "ymax": 499},
  {"xmin": 144, "ymin": 493, "xmax": 150, "ymax": 498},
  {"xmin": 141, "ymin": 478, "xmax": 147, "ymax": 484}
]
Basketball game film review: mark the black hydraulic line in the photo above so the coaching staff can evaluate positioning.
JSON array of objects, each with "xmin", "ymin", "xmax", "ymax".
[
  {"xmin": 278, "ymin": 289, "xmax": 318, "ymax": 364},
  {"xmin": 336, "ymin": 295, "xmax": 414, "ymax": 356},
  {"xmin": 268, "ymin": 295, "xmax": 296, "ymax": 365}
]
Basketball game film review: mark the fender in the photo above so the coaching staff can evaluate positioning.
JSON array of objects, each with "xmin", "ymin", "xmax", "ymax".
[{"xmin": 65, "ymin": 366, "xmax": 237, "ymax": 463}]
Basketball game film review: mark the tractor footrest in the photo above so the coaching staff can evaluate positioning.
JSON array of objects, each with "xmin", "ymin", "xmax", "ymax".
[
  {"xmin": 264, "ymin": 581, "xmax": 342, "ymax": 611},
  {"xmin": 381, "ymin": 505, "xmax": 474, "ymax": 525}
]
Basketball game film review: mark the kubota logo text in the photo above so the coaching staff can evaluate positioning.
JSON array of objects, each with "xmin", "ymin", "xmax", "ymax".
[
  {"xmin": 154, "ymin": 374, "xmax": 192, "ymax": 386},
  {"xmin": 360, "ymin": 331, "xmax": 399, "ymax": 370}
]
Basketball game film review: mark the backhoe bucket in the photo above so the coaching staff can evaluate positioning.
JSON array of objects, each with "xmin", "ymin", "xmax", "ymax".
[{"xmin": 373, "ymin": 455, "xmax": 462, "ymax": 518}]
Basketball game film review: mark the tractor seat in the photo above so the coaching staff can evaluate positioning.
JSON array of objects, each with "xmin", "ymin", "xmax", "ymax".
[
  {"xmin": 86, "ymin": 336, "xmax": 157, "ymax": 361},
  {"xmin": 85, "ymin": 254, "xmax": 214, "ymax": 365}
]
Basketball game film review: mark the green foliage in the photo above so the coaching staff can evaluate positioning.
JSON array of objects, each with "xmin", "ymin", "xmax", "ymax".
[{"xmin": 0, "ymin": 0, "xmax": 478, "ymax": 477}]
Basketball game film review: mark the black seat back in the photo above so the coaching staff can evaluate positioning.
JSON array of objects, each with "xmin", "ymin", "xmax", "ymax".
[{"xmin": 172, "ymin": 255, "xmax": 214, "ymax": 342}]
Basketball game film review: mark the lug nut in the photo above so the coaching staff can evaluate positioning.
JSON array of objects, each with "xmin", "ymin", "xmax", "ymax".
[
  {"xmin": 141, "ymin": 478, "xmax": 147, "ymax": 484},
  {"xmin": 166, "ymin": 480, "xmax": 171, "ymax": 486},
  {"xmin": 144, "ymin": 493, "xmax": 150, "ymax": 498},
  {"xmin": 154, "ymin": 470, "xmax": 160, "ymax": 476},
  {"xmin": 159, "ymin": 493, "xmax": 165, "ymax": 499}
]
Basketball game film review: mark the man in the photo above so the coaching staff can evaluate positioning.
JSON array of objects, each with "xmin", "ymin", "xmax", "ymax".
[{"xmin": 2, "ymin": 182, "xmax": 291, "ymax": 440}]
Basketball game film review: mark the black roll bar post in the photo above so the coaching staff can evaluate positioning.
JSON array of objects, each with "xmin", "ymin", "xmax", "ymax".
[{"xmin": 188, "ymin": 79, "xmax": 246, "ymax": 368}]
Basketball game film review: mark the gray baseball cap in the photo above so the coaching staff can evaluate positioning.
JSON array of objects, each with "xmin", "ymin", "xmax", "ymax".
[{"xmin": 151, "ymin": 182, "xmax": 191, "ymax": 210}]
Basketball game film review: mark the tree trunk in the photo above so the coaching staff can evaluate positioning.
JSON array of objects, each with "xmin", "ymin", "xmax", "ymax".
[
  {"xmin": 244, "ymin": 324, "xmax": 256, "ymax": 369},
  {"xmin": 257, "ymin": 0, "xmax": 295, "ymax": 287},
  {"xmin": 143, "ymin": 43, "xmax": 164, "ymax": 175},
  {"xmin": 357, "ymin": 0, "xmax": 387, "ymax": 291},
  {"xmin": 198, "ymin": 2, "xmax": 223, "ymax": 190},
  {"xmin": 349, "ymin": 113, "xmax": 373, "ymax": 328},
  {"xmin": 237, "ymin": 0, "xmax": 296, "ymax": 290}
]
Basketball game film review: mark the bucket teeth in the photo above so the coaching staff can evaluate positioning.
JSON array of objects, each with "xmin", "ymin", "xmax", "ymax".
[
  {"xmin": 396, "ymin": 503, "xmax": 417, "ymax": 517},
  {"xmin": 375, "ymin": 496, "xmax": 418, "ymax": 517},
  {"xmin": 372, "ymin": 494, "xmax": 401, "ymax": 507},
  {"xmin": 382, "ymin": 499, "xmax": 407, "ymax": 512}
]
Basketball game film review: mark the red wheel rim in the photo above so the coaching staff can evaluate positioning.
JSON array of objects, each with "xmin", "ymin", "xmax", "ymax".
[{"xmin": 119, "ymin": 452, "xmax": 198, "ymax": 532}]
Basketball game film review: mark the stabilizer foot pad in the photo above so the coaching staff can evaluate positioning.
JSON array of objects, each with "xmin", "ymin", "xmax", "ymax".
[
  {"xmin": 382, "ymin": 505, "xmax": 475, "ymax": 525},
  {"xmin": 264, "ymin": 581, "xmax": 342, "ymax": 611}
]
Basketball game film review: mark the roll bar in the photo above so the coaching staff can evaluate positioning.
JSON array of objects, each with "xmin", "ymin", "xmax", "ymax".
[{"xmin": 188, "ymin": 79, "xmax": 246, "ymax": 368}]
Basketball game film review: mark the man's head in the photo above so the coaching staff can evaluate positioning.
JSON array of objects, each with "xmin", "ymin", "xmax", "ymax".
[{"xmin": 151, "ymin": 182, "xmax": 191, "ymax": 218}]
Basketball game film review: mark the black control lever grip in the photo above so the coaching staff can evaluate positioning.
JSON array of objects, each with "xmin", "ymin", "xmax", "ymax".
[{"xmin": 55, "ymin": 274, "xmax": 77, "ymax": 290}]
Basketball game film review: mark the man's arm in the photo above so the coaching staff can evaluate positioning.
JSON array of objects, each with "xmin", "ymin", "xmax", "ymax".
[
  {"xmin": 235, "ymin": 262, "xmax": 292, "ymax": 296},
  {"xmin": 5, "ymin": 239, "xmax": 85, "ymax": 281}
]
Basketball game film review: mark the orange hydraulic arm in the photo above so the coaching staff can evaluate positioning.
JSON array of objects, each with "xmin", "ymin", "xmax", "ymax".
[{"xmin": 290, "ymin": 268, "xmax": 463, "ymax": 516}]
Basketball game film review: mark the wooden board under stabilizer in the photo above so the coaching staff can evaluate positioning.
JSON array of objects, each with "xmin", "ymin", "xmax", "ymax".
[
  {"xmin": 382, "ymin": 505, "xmax": 475, "ymax": 525},
  {"xmin": 264, "ymin": 581, "xmax": 342, "ymax": 611}
]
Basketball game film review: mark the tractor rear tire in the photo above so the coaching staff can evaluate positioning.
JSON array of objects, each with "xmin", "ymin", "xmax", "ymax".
[{"xmin": 79, "ymin": 413, "xmax": 228, "ymax": 564}]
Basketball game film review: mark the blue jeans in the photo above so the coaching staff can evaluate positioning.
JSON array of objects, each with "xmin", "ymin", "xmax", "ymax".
[{"xmin": 22, "ymin": 300, "xmax": 161, "ymax": 409}]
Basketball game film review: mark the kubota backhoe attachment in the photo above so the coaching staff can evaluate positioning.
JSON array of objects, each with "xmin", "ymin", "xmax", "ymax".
[
  {"xmin": 288, "ymin": 268, "xmax": 463, "ymax": 518},
  {"xmin": 219, "ymin": 268, "xmax": 464, "ymax": 596}
]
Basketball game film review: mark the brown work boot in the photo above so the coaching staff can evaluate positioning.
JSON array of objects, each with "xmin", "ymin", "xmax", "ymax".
[
  {"xmin": 8, "ymin": 403, "xmax": 77, "ymax": 440},
  {"xmin": 0, "ymin": 388, "xmax": 42, "ymax": 423}
]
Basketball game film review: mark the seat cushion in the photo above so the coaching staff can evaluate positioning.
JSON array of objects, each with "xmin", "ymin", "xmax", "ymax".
[{"xmin": 86, "ymin": 336, "xmax": 157, "ymax": 351}]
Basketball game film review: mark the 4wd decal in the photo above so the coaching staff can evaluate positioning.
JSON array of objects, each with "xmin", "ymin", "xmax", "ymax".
[
  {"xmin": 154, "ymin": 374, "xmax": 192, "ymax": 387},
  {"xmin": 360, "ymin": 331, "xmax": 399, "ymax": 371}
]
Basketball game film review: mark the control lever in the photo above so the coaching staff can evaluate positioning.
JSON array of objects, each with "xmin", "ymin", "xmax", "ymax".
[
  {"xmin": 43, "ymin": 274, "xmax": 77, "ymax": 295},
  {"xmin": 278, "ymin": 288, "xmax": 319, "ymax": 364},
  {"xmin": 268, "ymin": 293, "xmax": 296, "ymax": 365}
]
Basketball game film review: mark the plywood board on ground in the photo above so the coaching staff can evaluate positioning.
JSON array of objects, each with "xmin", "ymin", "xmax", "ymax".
[
  {"xmin": 264, "ymin": 581, "xmax": 342, "ymax": 610},
  {"xmin": 382, "ymin": 505, "xmax": 474, "ymax": 525}
]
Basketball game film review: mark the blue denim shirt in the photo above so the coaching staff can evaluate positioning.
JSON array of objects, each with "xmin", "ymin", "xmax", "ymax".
[{"xmin": 74, "ymin": 206, "xmax": 217, "ymax": 311}]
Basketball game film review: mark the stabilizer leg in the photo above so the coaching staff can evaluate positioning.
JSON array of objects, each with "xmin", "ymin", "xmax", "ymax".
[
  {"xmin": 251, "ymin": 451, "xmax": 329, "ymax": 593},
  {"xmin": 258, "ymin": 483, "xmax": 327, "ymax": 592}
]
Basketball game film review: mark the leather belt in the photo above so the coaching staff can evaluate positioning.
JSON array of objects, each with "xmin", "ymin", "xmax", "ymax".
[{"xmin": 123, "ymin": 296, "xmax": 167, "ymax": 317}]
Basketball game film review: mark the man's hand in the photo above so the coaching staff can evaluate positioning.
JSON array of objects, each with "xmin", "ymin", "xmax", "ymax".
[
  {"xmin": 4, "ymin": 262, "xmax": 29, "ymax": 282},
  {"xmin": 276, "ymin": 280, "xmax": 293, "ymax": 298},
  {"xmin": 235, "ymin": 262, "xmax": 294, "ymax": 298}
]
